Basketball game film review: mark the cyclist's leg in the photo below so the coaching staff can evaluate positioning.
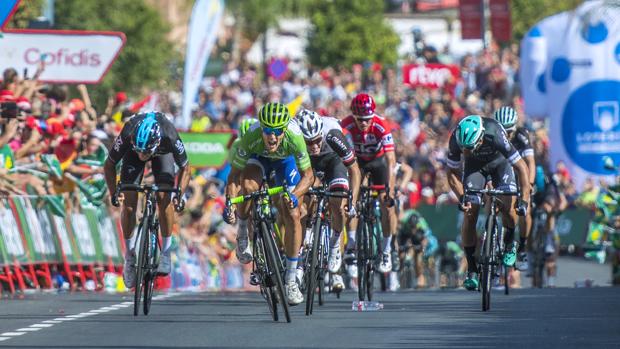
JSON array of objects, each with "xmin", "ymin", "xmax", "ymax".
[
  {"xmin": 234, "ymin": 157, "xmax": 264, "ymax": 264},
  {"xmin": 491, "ymin": 158, "xmax": 519, "ymax": 267},
  {"xmin": 462, "ymin": 164, "xmax": 485, "ymax": 290},
  {"xmin": 152, "ymin": 154, "xmax": 177, "ymax": 274},
  {"xmin": 365, "ymin": 156, "xmax": 396, "ymax": 272},
  {"xmin": 542, "ymin": 200, "xmax": 558, "ymax": 286},
  {"xmin": 323, "ymin": 156, "xmax": 349, "ymax": 273},
  {"xmin": 119, "ymin": 152, "xmax": 146, "ymax": 287}
]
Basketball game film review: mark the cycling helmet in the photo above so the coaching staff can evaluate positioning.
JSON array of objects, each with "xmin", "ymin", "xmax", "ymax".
[
  {"xmin": 258, "ymin": 102, "xmax": 290, "ymax": 128},
  {"xmin": 238, "ymin": 118, "xmax": 258, "ymax": 138},
  {"xmin": 350, "ymin": 93, "xmax": 376, "ymax": 117},
  {"xmin": 456, "ymin": 115, "xmax": 485, "ymax": 149},
  {"xmin": 132, "ymin": 112, "xmax": 161, "ymax": 154},
  {"xmin": 296, "ymin": 108, "xmax": 323, "ymax": 140},
  {"xmin": 494, "ymin": 106, "xmax": 518, "ymax": 131}
]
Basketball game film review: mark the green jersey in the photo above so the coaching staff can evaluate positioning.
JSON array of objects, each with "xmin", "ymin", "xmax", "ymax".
[
  {"xmin": 231, "ymin": 121, "xmax": 311, "ymax": 171},
  {"xmin": 399, "ymin": 209, "xmax": 431, "ymax": 236}
]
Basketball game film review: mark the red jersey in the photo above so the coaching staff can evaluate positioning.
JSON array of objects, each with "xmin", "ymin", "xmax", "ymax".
[{"xmin": 340, "ymin": 114, "xmax": 395, "ymax": 162}]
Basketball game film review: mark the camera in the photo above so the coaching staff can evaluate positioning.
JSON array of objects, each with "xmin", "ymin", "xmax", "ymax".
[{"xmin": 0, "ymin": 101, "xmax": 18, "ymax": 119}]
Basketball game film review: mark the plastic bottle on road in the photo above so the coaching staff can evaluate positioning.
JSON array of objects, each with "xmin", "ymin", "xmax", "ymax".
[
  {"xmin": 352, "ymin": 300, "xmax": 383, "ymax": 311},
  {"xmin": 574, "ymin": 279, "xmax": 594, "ymax": 288}
]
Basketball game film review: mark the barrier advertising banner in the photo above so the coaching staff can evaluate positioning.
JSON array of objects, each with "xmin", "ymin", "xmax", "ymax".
[
  {"xmin": 0, "ymin": 200, "xmax": 27, "ymax": 264},
  {"xmin": 179, "ymin": 132, "xmax": 233, "ymax": 168},
  {"xmin": 520, "ymin": 1, "xmax": 620, "ymax": 187},
  {"xmin": 402, "ymin": 63, "xmax": 460, "ymax": 89},
  {"xmin": 0, "ymin": 29, "xmax": 125, "ymax": 84},
  {"xmin": 71, "ymin": 213, "xmax": 97, "ymax": 264}
]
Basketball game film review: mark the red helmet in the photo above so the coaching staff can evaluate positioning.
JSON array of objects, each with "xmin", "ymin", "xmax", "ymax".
[{"xmin": 350, "ymin": 93, "xmax": 376, "ymax": 117}]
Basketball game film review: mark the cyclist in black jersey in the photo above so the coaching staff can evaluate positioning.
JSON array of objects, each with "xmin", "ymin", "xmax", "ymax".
[
  {"xmin": 446, "ymin": 115, "xmax": 531, "ymax": 291},
  {"xmin": 296, "ymin": 109, "xmax": 361, "ymax": 291},
  {"xmin": 104, "ymin": 111, "xmax": 190, "ymax": 288},
  {"xmin": 494, "ymin": 106, "xmax": 536, "ymax": 271}
]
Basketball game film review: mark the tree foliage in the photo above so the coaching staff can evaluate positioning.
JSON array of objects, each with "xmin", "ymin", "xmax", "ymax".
[
  {"xmin": 54, "ymin": 0, "xmax": 175, "ymax": 109},
  {"xmin": 306, "ymin": 0, "xmax": 400, "ymax": 68},
  {"xmin": 5, "ymin": 0, "xmax": 45, "ymax": 29},
  {"xmin": 511, "ymin": 0, "xmax": 582, "ymax": 40}
]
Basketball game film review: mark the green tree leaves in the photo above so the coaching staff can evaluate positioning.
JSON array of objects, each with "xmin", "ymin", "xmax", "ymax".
[
  {"xmin": 54, "ymin": 0, "xmax": 175, "ymax": 109},
  {"xmin": 306, "ymin": 0, "xmax": 400, "ymax": 68},
  {"xmin": 511, "ymin": 0, "xmax": 582, "ymax": 40}
]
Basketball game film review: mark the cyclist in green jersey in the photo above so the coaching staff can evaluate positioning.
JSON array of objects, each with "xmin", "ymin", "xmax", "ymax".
[{"xmin": 224, "ymin": 103, "xmax": 314, "ymax": 305}]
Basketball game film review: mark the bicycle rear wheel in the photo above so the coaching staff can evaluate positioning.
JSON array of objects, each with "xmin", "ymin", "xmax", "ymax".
[
  {"xmin": 356, "ymin": 222, "xmax": 367, "ymax": 302},
  {"xmin": 262, "ymin": 221, "xmax": 291, "ymax": 323},
  {"xmin": 305, "ymin": 215, "xmax": 322, "ymax": 315},
  {"xmin": 133, "ymin": 220, "xmax": 147, "ymax": 316},
  {"xmin": 366, "ymin": 222, "xmax": 376, "ymax": 302}
]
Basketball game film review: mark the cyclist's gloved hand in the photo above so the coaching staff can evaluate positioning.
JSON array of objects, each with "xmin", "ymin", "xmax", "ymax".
[
  {"xmin": 223, "ymin": 197, "xmax": 236, "ymax": 225},
  {"xmin": 111, "ymin": 190, "xmax": 123, "ymax": 207},
  {"xmin": 173, "ymin": 190, "xmax": 186, "ymax": 212},
  {"xmin": 347, "ymin": 205, "xmax": 357, "ymax": 218},
  {"xmin": 284, "ymin": 192, "xmax": 299, "ymax": 209},
  {"xmin": 458, "ymin": 195, "xmax": 471, "ymax": 212},
  {"xmin": 516, "ymin": 198, "xmax": 528, "ymax": 216},
  {"xmin": 384, "ymin": 195, "xmax": 395, "ymax": 207}
]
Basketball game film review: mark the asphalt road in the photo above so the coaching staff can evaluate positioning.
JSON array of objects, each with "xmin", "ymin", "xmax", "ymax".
[{"xmin": 0, "ymin": 258, "xmax": 618, "ymax": 349}]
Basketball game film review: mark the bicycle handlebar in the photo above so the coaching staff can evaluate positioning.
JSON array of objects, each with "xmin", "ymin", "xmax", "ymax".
[
  {"xmin": 118, "ymin": 183, "xmax": 178, "ymax": 193},
  {"xmin": 465, "ymin": 188, "xmax": 519, "ymax": 196},
  {"xmin": 229, "ymin": 186, "xmax": 285, "ymax": 205},
  {"xmin": 306, "ymin": 187, "xmax": 350, "ymax": 199}
]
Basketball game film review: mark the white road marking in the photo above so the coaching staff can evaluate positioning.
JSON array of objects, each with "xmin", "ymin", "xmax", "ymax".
[{"xmin": 0, "ymin": 292, "xmax": 183, "ymax": 343}]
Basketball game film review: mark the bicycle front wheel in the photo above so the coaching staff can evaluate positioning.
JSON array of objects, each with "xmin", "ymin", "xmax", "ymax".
[
  {"xmin": 133, "ymin": 219, "xmax": 148, "ymax": 316},
  {"xmin": 365, "ymin": 222, "xmax": 375, "ymax": 302},
  {"xmin": 262, "ymin": 221, "xmax": 291, "ymax": 323},
  {"xmin": 481, "ymin": 216, "xmax": 495, "ymax": 312},
  {"xmin": 305, "ymin": 215, "xmax": 322, "ymax": 315},
  {"xmin": 356, "ymin": 222, "xmax": 367, "ymax": 302},
  {"xmin": 143, "ymin": 223, "xmax": 159, "ymax": 315}
]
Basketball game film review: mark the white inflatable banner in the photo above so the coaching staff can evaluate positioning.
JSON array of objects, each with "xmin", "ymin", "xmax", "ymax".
[{"xmin": 520, "ymin": 1, "xmax": 620, "ymax": 187}]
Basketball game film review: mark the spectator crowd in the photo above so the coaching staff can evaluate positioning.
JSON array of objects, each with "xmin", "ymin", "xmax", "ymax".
[{"xmin": 0, "ymin": 37, "xmax": 606, "ymax": 290}]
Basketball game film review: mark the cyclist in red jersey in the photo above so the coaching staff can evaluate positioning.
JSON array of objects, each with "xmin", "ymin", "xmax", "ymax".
[{"xmin": 340, "ymin": 93, "xmax": 398, "ymax": 274}]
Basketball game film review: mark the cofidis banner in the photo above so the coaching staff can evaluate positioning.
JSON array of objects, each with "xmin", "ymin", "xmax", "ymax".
[
  {"xmin": 0, "ymin": 29, "xmax": 125, "ymax": 84},
  {"xmin": 520, "ymin": 1, "xmax": 620, "ymax": 187}
]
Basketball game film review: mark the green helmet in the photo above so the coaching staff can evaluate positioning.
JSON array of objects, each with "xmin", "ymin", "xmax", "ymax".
[
  {"xmin": 258, "ymin": 102, "xmax": 290, "ymax": 128},
  {"xmin": 494, "ymin": 106, "xmax": 518, "ymax": 131},
  {"xmin": 456, "ymin": 115, "xmax": 485, "ymax": 149},
  {"xmin": 238, "ymin": 118, "xmax": 258, "ymax": 138}
]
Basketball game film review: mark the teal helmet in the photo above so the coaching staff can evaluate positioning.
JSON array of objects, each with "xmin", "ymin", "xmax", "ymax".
[
  {"xmin": 238, "ymin": 118, "xmax": 258, "ymax": 138},
  {"xmin": 456, "ymin": 115, "xmax": 485, "ymax": 149},
  {"xmin": 132, "ymin": 112, "xmax": 161, "ymax": 154},
  {"xmin": 494, "ymin": 106, "xmax": 518, "ymax": 131},
  {"xmin": 258, "ymin": 102, "xmax": 290, "ymax": 128}
]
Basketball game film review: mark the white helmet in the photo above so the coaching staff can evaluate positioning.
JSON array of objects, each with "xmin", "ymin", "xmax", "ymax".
[{"xmin": 296, "ymin": 108, "xmax": 323, "ymax": 140}]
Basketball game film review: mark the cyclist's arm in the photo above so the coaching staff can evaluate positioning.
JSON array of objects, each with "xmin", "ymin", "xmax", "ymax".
[
  {"xmin": 525, "ymin": 155, "xmax": 536, "ymax": 187},
  {"xmin": 446, "ymin": 133, "xmax": 464, "ymax": 198},
  {"xmin": 225, "ymin": 166, "xmax": 242, "ymax": 199},
  {"xmin": 512, "ymin": 158, "xmax": 530, "ymax": 201},
  {"xmin": 398, "ymin": 162, "xmax": 413, "ymax": 192},
  {"xmin": 386, "ymin": 150, "xmax": 397, "ymax": 196},
  {"xmin": 176, "ymin": 164, "xmax": 190, "ymax": 195},
  {"xmin": 104, "ymin": 158, "xmax": 118, "ymax": 197},
  {"xmin": 292, "ymin": 166, "xmax": 313, "ymax": 199},
  {"xmin": 348, "ymin": 161, "xmax": 361, "ymax": 204}
]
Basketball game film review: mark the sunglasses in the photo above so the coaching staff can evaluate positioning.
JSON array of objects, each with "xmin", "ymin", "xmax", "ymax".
[
  {"xmin": 305, "ymin": 136, "xmax": 322, "ymax": 146},
  {"xmin": 355, "ymin": 117, "xmax": 373, "ymax": 124},
  {"xmin": 262, "ymin": 127, "xmax": 286, "ymax": 136}
]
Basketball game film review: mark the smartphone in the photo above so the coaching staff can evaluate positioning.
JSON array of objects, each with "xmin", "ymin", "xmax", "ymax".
[{"xmin": 0, "ymin": 101, "xmax": 18, "ymax": 119}]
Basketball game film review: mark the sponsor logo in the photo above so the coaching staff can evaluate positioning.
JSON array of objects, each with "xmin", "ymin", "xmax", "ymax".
[
  {"xmin": 175, "ymin": 139, "xmax": 186, "ymax": 154},
  {"xmin": 25, "ymin": 48, "xmax": 101, "ymax": 67},
  {"xmin": 113, "ymin": 137, "xmax": 123, "ymax": 152},
  {"xmin": 186, "ymin": 142, "xmax": 224, "ymax": 154}
]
